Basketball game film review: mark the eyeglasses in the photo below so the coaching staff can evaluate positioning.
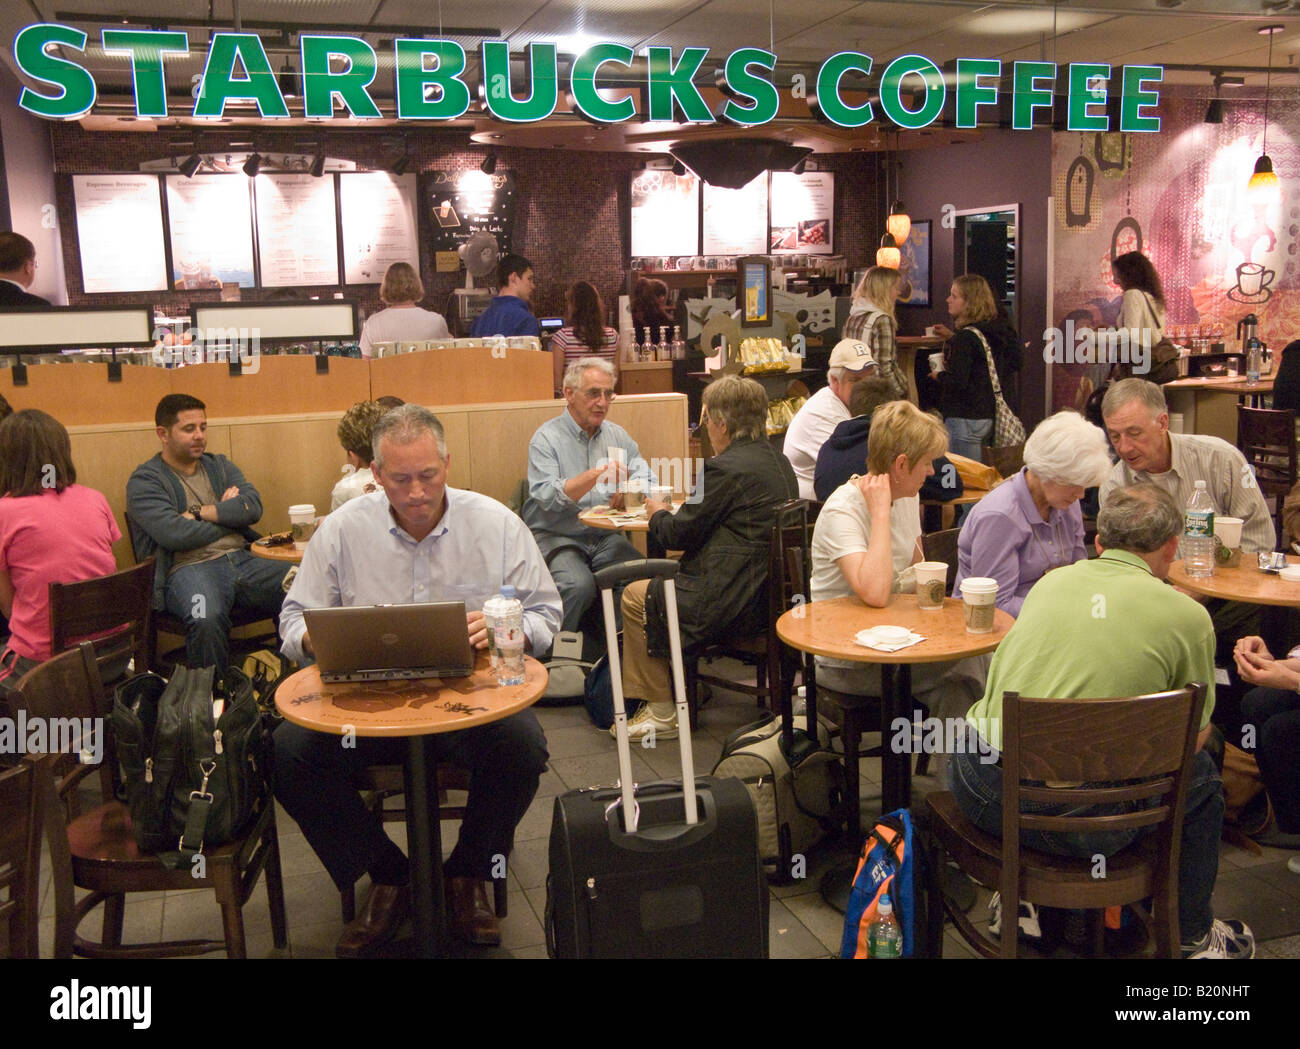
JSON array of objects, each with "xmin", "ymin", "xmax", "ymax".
[{"xmin": 581, "ymin": 387, "xmax": 616, "ymax": 402}]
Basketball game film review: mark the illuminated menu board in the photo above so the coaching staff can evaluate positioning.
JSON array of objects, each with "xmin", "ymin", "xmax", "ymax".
[
  {"xmin": 630, "ymin": 170, "xmax": 699, "ymax": 257},
  {"xmin": 770, "ymin": 171, "xmax": 834, "ymax": 253},
  {"xmin": 165, "ymin": 174, "xmax": 255, "ymax": 288},
  {"xmin": 72, "ymin": 174, "xmax": 168, "ymax": 293},
  {"xmin": 703, "ymin": 173, "xmax": 768, "ymax": 256},
  {"xmin": 340, "ymin": 172, "xmax": 419, "ymax": 284},
  {"xmin": 254, "ymin": 173, "xmax": 341, "ymax": 287}
]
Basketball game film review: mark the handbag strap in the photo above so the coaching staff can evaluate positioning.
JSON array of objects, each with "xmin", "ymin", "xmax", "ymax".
[{"xmin": 968, "ymin": 326, "xmax": 1004, "ymax": 395}]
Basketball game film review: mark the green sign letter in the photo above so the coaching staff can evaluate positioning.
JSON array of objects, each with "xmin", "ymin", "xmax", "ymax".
[
  {"xmin": 394, "ymin": 39, "xmax": 470, "ymax": 120},
  {"xmin": 100, "ymin": 29, "xmax": 188, "ymax": 118},
  {"xmin": 14, "ymin": 23, "xmax": 97, "ymax": 119},
  {"xmin": 1121, "ymin": 65, "xmax": 1162, "ymax": 132},
  {"xmin": 302, "ymin": 35, "xmax": 381, "ymax": 118},
  {"xmin": 718, "ymin": 48, "xmax": 779, "ymax": 127},
  {"xmin": 1012, "ymin": 61, "xmax": 1055, "ymax": 129},
  {"xmin": 646, "ymin": 46, "xmax": 713, "ymax": 123},
  {"xmin": 193, "ymin": 32, "xmax": 288, "ymax": 118},
  {"xmin": 1067, "ymin": 63, "xmax": 1110, "ymax": 131},
  {"xmin": 811, "ymin": 52, "xmax": 873, "ymax": 128},
  {"xmin": 482, "ymin": 41, "xmax": 558, "ymax": 123},
  {"xmin": 954, "ymin": 58, "xmax": 1000, "ymax": 129},
  {"xmin": 570, "ymin": 42, "xmax": 636, "ymax": 123},
  {"xmin": 879, "ymin": 54, "xmax": 945, "ymax": 129}
]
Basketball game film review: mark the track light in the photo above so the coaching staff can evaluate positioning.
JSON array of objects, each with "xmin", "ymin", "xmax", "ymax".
[
  {"xmin": 309, "ymin": 152, "xmax": 326, "ymax": 178},
  {"xmin": 242, "ymin": 152, "xmax": 261, "ymax": 177},
  {"xmin": 278, "ymin": 58, "xmax": 299, "ymax": 99},
  {"xmin": 392, "ymin": 153, "xmax": 410, "ymax": 175},
  {"xmin": 792, "ymin": 158, "xmax": 807, "ymax": 175},
  {"xmin": 179, "ymin": 153, "xmax": 201, "ymax": 178},
  {"xmin": 671, "ymin": 159, "xmax": 686, "ymax": 177},
  {"xmin": 480, "ymin": 153, "xmax": 497, "ymax": 174},
  {"xmin": 1204, "ymin": 98, "xmax": 1225, "ymax": 123}
]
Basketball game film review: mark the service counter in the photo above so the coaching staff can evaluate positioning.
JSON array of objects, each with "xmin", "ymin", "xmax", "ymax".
[{"xmin": 1162, "ymin": 373, "xmax": 1274, "ymax": 445}]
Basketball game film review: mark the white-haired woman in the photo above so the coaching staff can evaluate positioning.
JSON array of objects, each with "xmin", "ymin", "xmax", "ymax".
[{"xmin": 954, "ymin": 411, "xmax": 1113, "ymax": 616}]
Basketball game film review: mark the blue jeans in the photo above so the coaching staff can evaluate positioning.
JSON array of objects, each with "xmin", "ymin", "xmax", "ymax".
[
  {"xmin": 945, "ymin": 417, "xmax": 993, "ymax": 461},
  {"xmin": 947, "ymin": 725, "xmax": 1223, "ymax": 944},
  {"xmin": 1242, "ymin": 686, "xmax": 1300, "ymax": 833},
  {"xmin": 544, "ymin": 532, "xmax": 642, "ymax": 634},
  {"xmin": 164, "ymin": 550, "xmax": 289, "ymax": 669}
]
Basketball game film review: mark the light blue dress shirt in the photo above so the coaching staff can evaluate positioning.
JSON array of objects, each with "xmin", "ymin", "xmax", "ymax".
[
  {"xmin": 280, "ymin": 487, "xmax": 561, "ymax": 664},
  {"xmin": 521, "ymin": 409, "xmax": 655, "ymax": 556}
]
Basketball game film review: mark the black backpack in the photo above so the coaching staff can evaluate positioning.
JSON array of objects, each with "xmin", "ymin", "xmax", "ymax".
[{"xmin": 112, "ymin": 665, "xmax": 273, "ymax": 869}]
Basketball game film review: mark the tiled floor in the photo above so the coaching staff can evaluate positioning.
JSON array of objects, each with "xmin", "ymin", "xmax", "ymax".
[{"xmin": 33, "ymin": 661, "xmax": 1300, "ymax": 959}]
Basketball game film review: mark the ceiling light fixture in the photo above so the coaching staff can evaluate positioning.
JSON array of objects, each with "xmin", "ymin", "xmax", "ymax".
[
  {"xmin": 671, "ymin": 159, "xmax": 687, "ymax": 177},
  {"xmin": 480, "ymin": 153, "xmax": 497, "ymax": 174},
  {"xmin": 242, "ymin": 152, "xmax": 261, "ymax": 177},
  {"xmin": 392, "ymin": 153, "xmax": 410, "ymax": 175},
  {"xmin": 886, "ymin": 200, "xmax": 911, "ymax": 246},
  {"xmin": 1248, "ymin": 25, "xmax": 1284, "ymax": 195},
  {"xmin": 278, "ymin": 57, "xmax": 299, "ymax": 99},
  {"xmin": 876, "ymin": 232, "xmax": 901, "ymax": 269},
  {"xmin": 179, "ymin": 153, "xmax": 202, "ymax": 178},
  {"xmin": 309, "ymin": 152, "xmax": 326, "ymax": 178}
]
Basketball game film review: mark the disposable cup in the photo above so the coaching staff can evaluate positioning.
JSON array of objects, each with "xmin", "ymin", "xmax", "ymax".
[
  {"xmin": 649, "ymin": 484, "xmax": 672, "ymax": 505},
  {"xmin": 1215, "ymin": 516, "xmax": 1243, "ymax": 566},
  {"xmin": 288, "ymin": 503, "xmax": 316, "ymax": 550},
  {"xmin": 959, "ymin": 576, "xmax": 998, "ymax": 634},
  {"xmin": 624, "ymin": 478, "xmax": 646, "ymax": 510},
  {"xmin": 914, "ymin": 561, "xmax": 948, "ymax": 610},
  {"xmin": 929, "ymin": 352, "xmax": 945, "ymax": 374}
]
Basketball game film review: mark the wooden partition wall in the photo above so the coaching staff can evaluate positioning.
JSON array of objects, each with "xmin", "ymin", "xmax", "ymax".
[{"xmin": 65, "ymin": 393, "xmax": 690, "ymax": 569}]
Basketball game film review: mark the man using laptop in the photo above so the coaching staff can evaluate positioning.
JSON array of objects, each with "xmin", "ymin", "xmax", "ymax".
[{"xmin": 275, "ymin": 404, "xmax": 561, "ymax": 956}]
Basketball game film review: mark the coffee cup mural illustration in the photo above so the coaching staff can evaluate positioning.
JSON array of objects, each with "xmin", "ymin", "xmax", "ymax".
[{"xmin": 1231, "ymin": 261, "xmax": 1276, "ymax": 303}]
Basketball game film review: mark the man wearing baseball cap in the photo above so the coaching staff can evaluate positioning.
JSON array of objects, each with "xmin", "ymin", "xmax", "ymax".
[{"xmin": 783, "ymin": 338, "xmax": 878, "ymax": 501}]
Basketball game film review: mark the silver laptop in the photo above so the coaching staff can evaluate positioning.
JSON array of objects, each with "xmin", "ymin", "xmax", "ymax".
[{"xmin": 304, "ymin": 602, "xmax": 474, "ymax": 683}]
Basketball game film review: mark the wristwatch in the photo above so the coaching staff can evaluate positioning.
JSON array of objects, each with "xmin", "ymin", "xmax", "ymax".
[{"xmin": 188, "ymin": 503, "xmax": 202, "ymax": 520}]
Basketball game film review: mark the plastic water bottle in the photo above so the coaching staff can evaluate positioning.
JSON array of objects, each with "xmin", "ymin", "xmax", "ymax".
[
  {"xmin": 484, "ymin": 586, "xmax": 525, "ymax": 686},
  {"xmin": 1246, "ymin": 337, "xmax": 1263, "ymax": 386},
  {"xmin": 867, "ymin": 894, "xmax": 903, "ymax": 959},
  {"xmin": 1182, "ymin": 480, "xmax": 1216, "ymax": 578}
]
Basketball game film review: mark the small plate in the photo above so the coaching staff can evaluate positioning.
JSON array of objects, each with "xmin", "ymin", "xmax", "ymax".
[{"xmin": 856, "ymin": 625, "xmax": 910, "ymax": 646}]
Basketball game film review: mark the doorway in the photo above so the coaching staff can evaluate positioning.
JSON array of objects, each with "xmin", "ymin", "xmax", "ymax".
[{"xmin": 953, "ymin": 205, "xmax": 1020, "ymax": 330}]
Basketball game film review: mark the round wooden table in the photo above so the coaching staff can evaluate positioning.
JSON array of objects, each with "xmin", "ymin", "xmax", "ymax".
[
  {"xmin": 1168, "ymin": 555, "xmax": 1300, "ymax": 606},
  {"xmin": 276, "ymin": 652, "xmax": 547, "ymax": 957},
  {"xmin": 578, "ymin": 503, "xmax": 678, "ymax": 533},
  {"xmin": 249, "ymin": 536, "xmax": 304, "ymax": 564}
]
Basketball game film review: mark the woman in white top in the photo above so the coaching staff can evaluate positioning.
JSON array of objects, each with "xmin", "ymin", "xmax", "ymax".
[
  {"xmin": 330, "ymin": 400, "xmax": 389, "ymax": 510},
  {"xmin": 1111, "ymin": 250, "xmax": 1166, "ymax": 355},
  {"xmin": 359, "ymin": 262, "xmax": 450, "ymax": 358}
]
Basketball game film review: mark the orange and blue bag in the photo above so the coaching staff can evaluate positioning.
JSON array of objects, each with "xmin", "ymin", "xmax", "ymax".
[{"xmin": 841, "ymin": 809, "xmax": 916, "ymax": 958}]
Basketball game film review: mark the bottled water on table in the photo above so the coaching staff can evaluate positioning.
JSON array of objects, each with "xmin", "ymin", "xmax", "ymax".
[
  {"xmin": 483, "ymin": 586, "xmax": 526, "ymax": 686},
  {"xmin": 1182, "ymin": 480, "xmax": 1216, "ymax": 578}
]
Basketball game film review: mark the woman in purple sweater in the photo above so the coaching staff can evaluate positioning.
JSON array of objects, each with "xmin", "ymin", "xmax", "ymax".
[{"xmin": 954, "ymin": 411, "xmax": 1112, "ymax": 616}]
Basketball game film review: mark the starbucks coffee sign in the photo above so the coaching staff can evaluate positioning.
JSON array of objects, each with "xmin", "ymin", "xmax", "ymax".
[{"xmin": 12, "ymin": 25, "xmax": 1165, "ymax": 133}]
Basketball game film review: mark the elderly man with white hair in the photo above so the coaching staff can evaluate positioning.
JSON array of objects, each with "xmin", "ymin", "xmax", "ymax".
[
  {"xmin": 523, "ymin": 356, "xmax": 655, "ymax": 635},
  {"xmin": 783, "ymin": 337, "xmax": 878, "ymax": 501},
  {"xmin": 955, "ymin": 411, "xmax": 1114, "ymax": 616}
]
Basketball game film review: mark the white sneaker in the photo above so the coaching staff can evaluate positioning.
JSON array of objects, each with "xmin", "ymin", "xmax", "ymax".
[
  {"xmin": 1182, "ymin": 918, "xmax": 1255, "ymax": 959},
  {"xmin": 987, "ymin": 891, "xmax": 1042, "ymax": 941},
  {"xmin": 611, "ymin": 703, "xmax": 678, "ymax": 742}
]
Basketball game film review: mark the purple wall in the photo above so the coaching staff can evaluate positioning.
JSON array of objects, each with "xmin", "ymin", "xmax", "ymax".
[{"xmin": 896, "ymin": 129, "xmax": 1052, "ymax": 427}]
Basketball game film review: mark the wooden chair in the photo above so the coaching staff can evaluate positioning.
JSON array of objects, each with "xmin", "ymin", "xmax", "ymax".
[
  {"xmin": 1237, "ymin": 405, "xmax": 1297, "ymax": 541},
  {"xmin": 340, "ymin": 764, "xmax": 508, "ymax": 923},
  {"xmin": 924, "ymin": 682, "xmax": 1205, "ymax": 959},
  {"xmin": 0, "ymin": 761, "xmax": 61, "ymax": 958},
  {"xmin": 981, "ymin": 443, "xmax": 1024, "ymax": 479},
  {"xmin": 16, "ymin": 643, "xmax": 287, "ymax": 958},
  {"xmin": 48, "ymin": 558, "xmax": 156, "ymax": 802},
  {"xmin": 921, "ymin": 528, "xmax": 961, "ymax": 596},
  {"xmin": 122, "ymin": 512, "xmax": 280, "ymax": 669}
]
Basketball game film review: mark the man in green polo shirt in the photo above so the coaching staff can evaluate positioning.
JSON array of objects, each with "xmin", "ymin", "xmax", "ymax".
[{"xmin": 950, "ymin": 483, "xmax": 1253, "ymax": 959}]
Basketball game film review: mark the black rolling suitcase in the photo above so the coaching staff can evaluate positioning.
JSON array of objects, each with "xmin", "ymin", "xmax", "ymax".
[{"xmin": 545, "ymin": 559, "xmax": 768, "ymax": 958}]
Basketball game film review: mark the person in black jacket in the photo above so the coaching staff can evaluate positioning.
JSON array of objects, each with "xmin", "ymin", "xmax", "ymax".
[
  {"xmin": 931, "ymin": 274, "xmax": 1022, "ymax": 459},
  {"xmin": 613, "ymin": 375, "xmax": 798, "ymax": 740},
  {"xmin": 1269, "ymin": 339, "xmax": 1300, "ymax": 416},
  {"xmin": 0, "ymin": 233, "xmax": 51, "ymax": 308},
  {"xmin": 813, "ymin": 378, "xmax": 964, "ymax": 504}
]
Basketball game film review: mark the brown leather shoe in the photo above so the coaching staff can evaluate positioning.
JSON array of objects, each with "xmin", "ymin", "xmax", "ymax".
[
  {"xmin": 446, "ymin": 876, "xmax": 501, "ymax": 946},
  {"xmin": 336, "ymin": 883, "xmax": 410, "ymax": 958}
]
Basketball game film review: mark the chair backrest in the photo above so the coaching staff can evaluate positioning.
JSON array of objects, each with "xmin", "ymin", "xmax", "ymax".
[
  {"xmin": 1237, "ymin": 405, "xmax": 1297, "ymax": 492},
  {"xmin": 981, "ymin": 444, "xmax": 1024, "ymax": 479},
  {"xmin": 0, "ymin": 761, "xmax": 49, "ymax": 958},
  {"xmin": 768, "ymin": 499, "xmax": 815, "ymax": 739},
  {"xmin": 998, "ymin": 683, "xmax": 1205, "ymax": 948},
  {"xmin": 122, "ymin": 510, "xmax": 143, "ymax": 563},
  {"xmin": 49, "ymin": 557, "xmax": 155, "ymax": 683},
  {"xmin": 13, "ymin": 643, "xmax": 109, "ymax": 796},
  {"xmin": 921, "ymin": 528, "xmax": 960, "ymax": 595}
]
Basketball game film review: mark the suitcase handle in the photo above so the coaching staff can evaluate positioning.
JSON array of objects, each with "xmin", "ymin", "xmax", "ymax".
[{"xmin": 593, "ymin": 558, "xmax": 679, "ymax": 589}]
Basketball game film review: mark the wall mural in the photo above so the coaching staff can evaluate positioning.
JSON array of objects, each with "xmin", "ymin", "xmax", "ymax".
[{"xmin": 1049, "ymin": 94, "xmax": 1298, "ymax": 413}]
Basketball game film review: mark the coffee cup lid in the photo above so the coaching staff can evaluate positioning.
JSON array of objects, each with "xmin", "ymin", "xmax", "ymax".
[
  {"xmin": 288, "ymin": 504, "xmax": 316, "ymax": 515},
  {"xmin": 959, "ymin": 576, "xmax": 998, "ymax": 594}
]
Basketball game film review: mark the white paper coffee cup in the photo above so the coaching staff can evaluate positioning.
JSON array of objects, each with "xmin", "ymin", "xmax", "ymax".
[
  {"xmin": 914, "ymin": 561, "xmax": 948, "ymax": 610},
  {"xmin": 1216, "ymin": 516, "xmax": 1243, "ymax": 549},
  {"xmin": 624, "ymin": 477, "xmax": 646, "ymax": 509},
  {"xmin": 929, "ymin": 352, "xmax": 945, "ymax": 374},
  {"xmin": 289, "ymin": 503, "xmax": 316, "ymax": 550},
  {"xmin": 959, "ymin": 576, "xmax": 998, "ymax": 633},
  {"xmin": 649, "ymin": 484, "xmax": 672, "ymax": 504}
]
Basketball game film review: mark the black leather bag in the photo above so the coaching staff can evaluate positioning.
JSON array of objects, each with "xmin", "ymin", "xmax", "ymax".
[{"xmin": 112, "ymin": 665, "xmax": 272, "ymax": 868}]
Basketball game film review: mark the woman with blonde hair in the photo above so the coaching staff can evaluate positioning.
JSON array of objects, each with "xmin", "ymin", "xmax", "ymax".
[
  {"xmin": 358, "ymin": 261, "xmax": 450, "ymax": 358},
  {"xmin": 932, "ymin": 273, "xmax": 1022, "ymax": 459},
  {"xmin": 954, "ymin": 411, "xmax": 1112, "ymax": 615},
  {"xmin": 843, "ymin": 266, "xmax": 906, "ymax": 400}
]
